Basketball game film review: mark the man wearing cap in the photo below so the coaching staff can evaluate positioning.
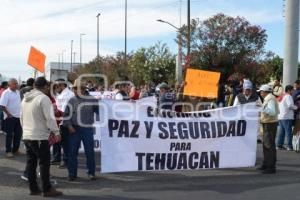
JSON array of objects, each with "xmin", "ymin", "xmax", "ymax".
[
  {"xmin": 233, "ymin": 80, "xmax": 262, "ymax": 106},
  {"xmin": 257, "ymin": 84, "xmax": 280, "ymax": 174},
  {"xmin": 63, "ymin": 79, "xmax": 99, "ymax": 181}
]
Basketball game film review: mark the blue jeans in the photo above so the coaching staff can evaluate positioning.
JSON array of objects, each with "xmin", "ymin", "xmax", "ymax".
[
  {"xmin": 277, "ymin": 120, "xmax": 293, "ymax": 148},
  {"xmin": 67, "ymin": 126, "xmax": 95, "ymax": 178},
  {"xmin": 4, "ymin": 117, "xmax": 22, "ymax": 153}
]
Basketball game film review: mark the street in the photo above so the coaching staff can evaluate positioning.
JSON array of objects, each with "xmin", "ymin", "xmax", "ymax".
[{"xmin": 0, "ymin": 133, "xmax": 299, "ymax": 200}]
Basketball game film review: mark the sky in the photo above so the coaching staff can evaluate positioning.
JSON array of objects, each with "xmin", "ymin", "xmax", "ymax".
[{"xmin": 0, "ymin": 0, "xmax": 286, "ymax": 80}]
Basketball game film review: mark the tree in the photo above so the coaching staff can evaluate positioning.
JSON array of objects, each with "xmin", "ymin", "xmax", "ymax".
[
  {"xmin": 263, "ymin": 55, "xmax": 283, "ymax": 80},
  {"xmin": 178, "ymin": 13, "xmax": 268, "ymax": 82},
  {"xmin": 75, "ymin": 52, "xmax": 130, "ymax": 86},
  {"xmin": 128, "ymin": 42, "xmax": 176, "ymax": 85}
]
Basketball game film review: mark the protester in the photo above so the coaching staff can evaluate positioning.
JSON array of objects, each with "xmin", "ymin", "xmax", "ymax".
[
  {"xmin": 292, "ymin": 80, "xmax": 300, "ymax": 101},
  {"xmin": 0, "ymin": 81, "xmax": 8, "ymax": 133},
  {"xmin": 129, "ymin": 86, "xmax": 140, "ymax": 100},
  {"xmin": 20, "ymin": 78, "xmax": 35, "ymax": 100},
  {"xmin": 0, "ymin": 81, "xmax": 8, "ymax": 97},
  {"xmin": 21, "ymin": 81, "xmax": 62, "ymax": 182},
  {"xmin": 217, "ymin": 83, "xmax": 226, "ymax": 107},
  {"xmin": 158, "ymin": 82, "xmax": 175, "ymax": 110},
  {"xmin": 233, "ymin": 79, "xmax": 243, "ymax": 97},
  {"xmin": 139, "ymin": 84, "xmax": 149, "ymax": 99},
  {"xmin": 63, "ymin": 79, "xmax": 98, "ymax": 181},
  {"xmin": 276, "ymin": 85, "xmax": 297, "ymax": 151},
  {"xmin": 225, "ymin": 83, "xmax": 234, "ymax": 106},
  {"xmin": 0, "ymin": 78, "xmax": 22, "ymax": 158},
  {"xmin": 115, "ymin": 82, "xmax": 130, "ymax": 100},
  {"xmin": 86, "ymin": 80, "xmax": 96, "ymax": 92},
  {"xmin": 257, "ymin": 84, "xmax": 280, "ymax": 174},
  {"xmin": 272, "ymin": 78, "xmax": 283, "ymax": 98},
  {"xmin": 53, "ymin": 79, "xmax": 74, "ymax": 168},
  {"xmin": 20, "ymin": 77, "xmax": 62, "ymax": 197},
  {"xmin": 233, "ymin": 80, "xmax": 262, "ymax": 106},
  {"xmin": 20, "ymin": 78, "xmax": 35, "ymax": 181}
]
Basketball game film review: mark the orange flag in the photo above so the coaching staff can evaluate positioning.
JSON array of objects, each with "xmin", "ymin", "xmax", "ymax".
[
  {"xmin": 183, "ymin": 68, "xmax": 221, "ymax": 99},
  {"xmin": 27, "ymin": 46, "xmax": 46, "ymax": 73}
]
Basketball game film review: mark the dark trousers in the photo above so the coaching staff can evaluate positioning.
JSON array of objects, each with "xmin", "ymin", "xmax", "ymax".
[
  {"xmin": 262, "ymin": 122, "xmax": 278, "ymax": 169},
  {"xmin": 52, "ymin": 125, "xmax": 69, "ymax": 163},
  {"xmin": 24, "ymin": 140, "xmax": 52, "ymax": 193},
  {"xmin": 52, "ymin": 143, "xmax": 61, "ymax": 162},
  {"xmin": 4, "ymin": 117, "xmax": 22, "ymax": 153},
  {"xmin": 68, "ymin": 127, "xmax": 95, "ymax": 178}
]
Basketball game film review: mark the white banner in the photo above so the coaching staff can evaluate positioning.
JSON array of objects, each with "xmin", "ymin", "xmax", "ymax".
[
  {"xmin": 79, "ymin": 97, "xmax": 157, "ymax": 153},
  {"xmin": 100, "ymin": 100, "xmax": 260, "ymax": 173}
]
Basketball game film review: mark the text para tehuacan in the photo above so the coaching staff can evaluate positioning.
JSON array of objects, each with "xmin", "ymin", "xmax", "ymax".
[{"xmin": 99, "ymin": 98, "xmax": 259, "ymax": 173}]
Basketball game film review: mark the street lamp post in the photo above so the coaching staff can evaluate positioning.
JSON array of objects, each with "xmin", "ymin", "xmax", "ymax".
[
  {"xmin": 80, "ymin": 33, "xmax": 86, "ymax": 66},
  {"xmin": 187, "ymin": 0, "xmax": 191, "ymax": 58},
  {"xmin": 73, "ymin": 52, "xmax": 76, "ymax": 65},
  {"xmin": 61, "ymin": 50, "xmax": 66, "ymax": 70},
  {"xmin": 157, "ymin": 19, "xmax": 183, "ymax": 84},
  {"xmin": 125, "ymin": 0, "xmax": 127, "ymax": 65},
  {"xmin": 71, "ymin": 40, "xmax": 73, "ymax": 72},
  {"xmin": 96, "ymin": 13, "xmax": 101, "ymax": 59},
  {"xmin": 57, "ymin": 53, "xmax": 61, "ymax": 69}
]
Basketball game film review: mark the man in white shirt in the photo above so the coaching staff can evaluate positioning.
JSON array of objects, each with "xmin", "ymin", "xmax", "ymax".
[
  {"xmin": 276, "ymin": 85, "xmax": 298, "ymax": 151},
  {"xmin": 115, "ymin": 83, "xmax": 130, "ymax": 101},
  {"xmin": 0, "ymin": 78, "xmax": 22, "ymax": 158},
  {"xmin": 53, "ymin": 79, "xmax": 74, "ymax": 168}
]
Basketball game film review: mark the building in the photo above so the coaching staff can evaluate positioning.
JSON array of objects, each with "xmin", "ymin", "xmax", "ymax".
[{"xmin": 45, "ymin": 62, "xmax": 81, "ymax": 81}]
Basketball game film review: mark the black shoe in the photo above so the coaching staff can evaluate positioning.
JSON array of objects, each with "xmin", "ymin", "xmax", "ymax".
[
  {"xmin": 68, "ymin": 176, "xmax": 77, "ymax": 182},
  {"xmin": 58, "ymin": 162, "xmax": 67, "ymax": 169},
  {"xmin": 262, "ymin": 168, "xmax": 276, "ymax": 174},
  {"xmin": 257, "ymin": 139, "xmax": 262, "ymax": 144},
  {"xmin": 30, "ymin": 189, "xmax": 42, "ymax": 196},
  {"xmin": 51, "ymin": 160, "xmax": 61, "ymax": 165},
  {"xmin": 43, "ymin": 188, "xmax": 63, "ymax": 197},
  {"xmin": 276, "ymin": 146, "xmax": 285, "ymax": 150},
  {"xmin": 256, "ymin": 166, "xmax": 267, "ymax": 171},
  {"xmin": 88, "ymin": 174, "xmax": 97, "ymax": 181}
]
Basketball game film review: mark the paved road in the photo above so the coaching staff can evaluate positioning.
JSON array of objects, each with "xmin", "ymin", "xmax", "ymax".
[{"xmin": 0, "ymin": 133, "xmax": 299, "ymax": 200}]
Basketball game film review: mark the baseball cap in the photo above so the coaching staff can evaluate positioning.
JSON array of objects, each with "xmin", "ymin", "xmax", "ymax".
[
  {"xmin": 243, "ymin": 80, "xmax": 253, "ymax": 90},
  {"xmin": 257, "ymin": 84, "xmax": 272, "ymax": 92}
]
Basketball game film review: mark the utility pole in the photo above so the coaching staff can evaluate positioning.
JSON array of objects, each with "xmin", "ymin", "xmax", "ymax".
[
  {"xmin": 283, "ymin": 0, "xmax": 299, "ymax": 87},
  {"xmin": 187, "ymin": 0, "xmax": 191, "ymax": 59},
  {"xmin": 96, "ymin": 13, "xmax": 101, "ymax": 58}
]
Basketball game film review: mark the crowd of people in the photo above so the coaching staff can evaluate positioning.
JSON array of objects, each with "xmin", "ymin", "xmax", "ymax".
[{"xmin": 0, "ymin": 75, "xmax": 299, "ymax": 197}]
